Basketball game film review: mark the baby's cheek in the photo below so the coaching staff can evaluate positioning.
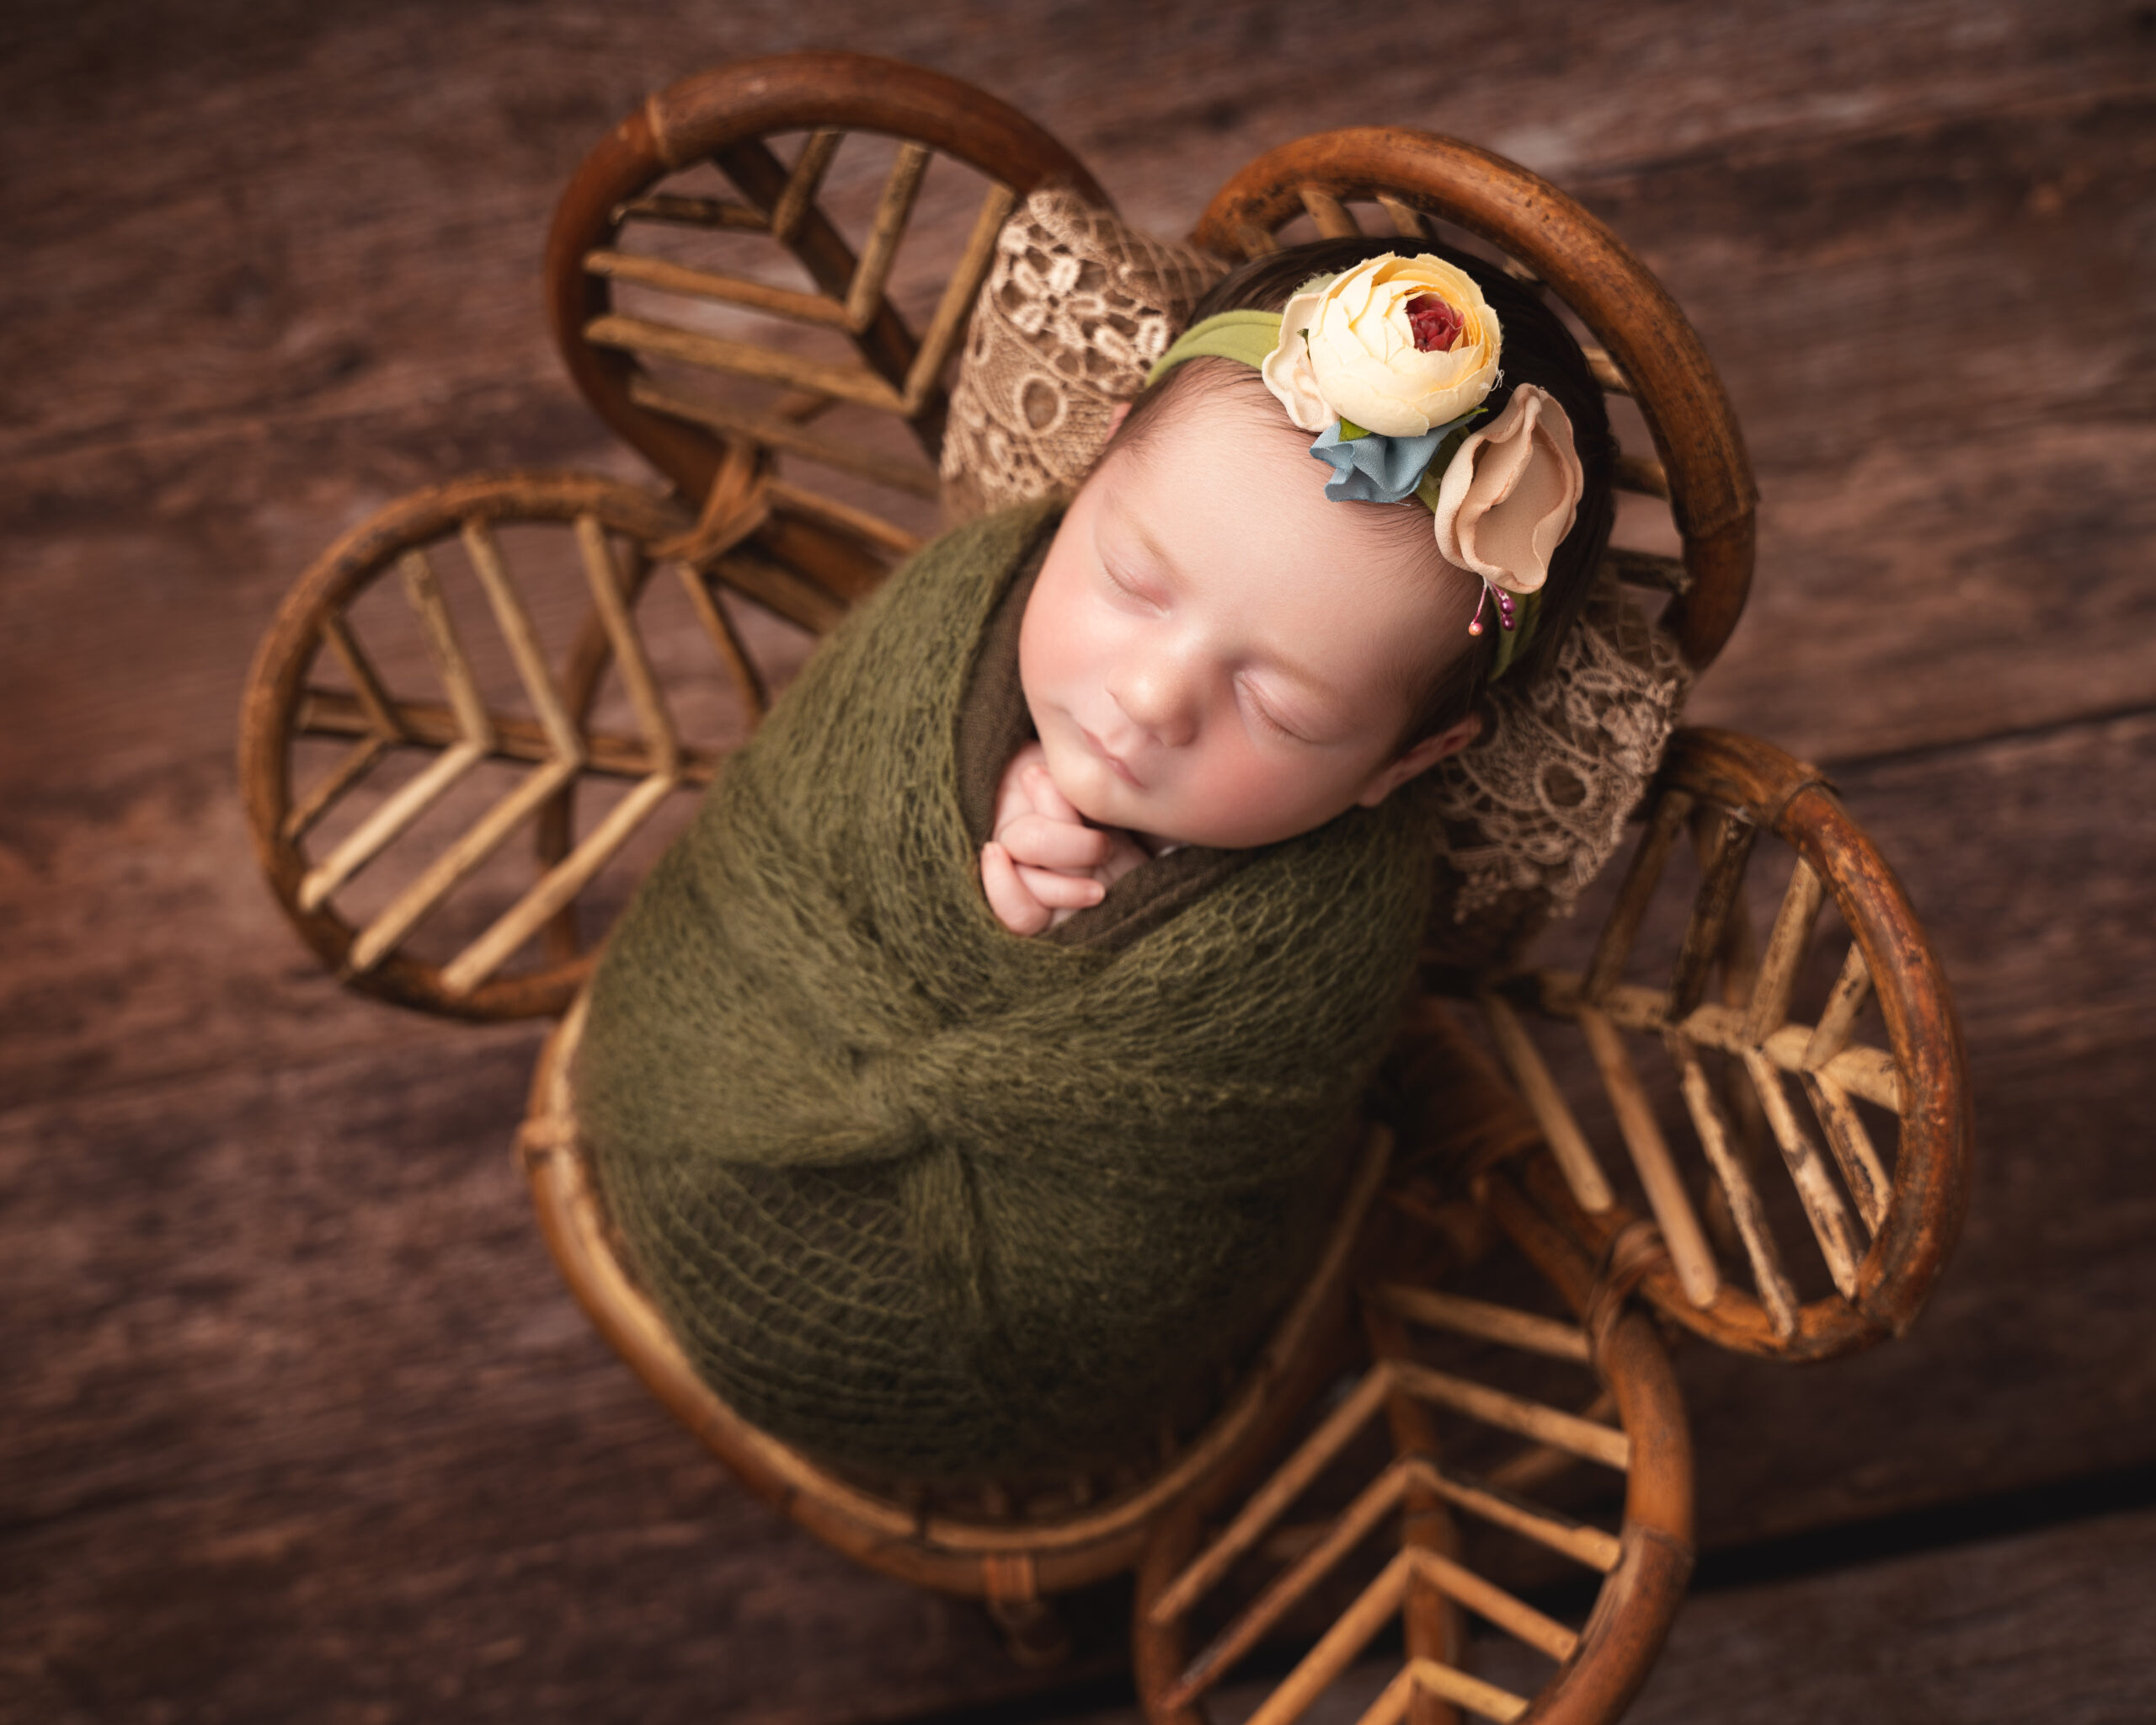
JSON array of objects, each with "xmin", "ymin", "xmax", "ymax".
[{"xmin": 1174, "ymin": 742, "xmax": 1328, "ymax": 849}]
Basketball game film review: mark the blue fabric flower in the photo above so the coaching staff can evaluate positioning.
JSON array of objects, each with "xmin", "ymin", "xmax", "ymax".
[{"xmin": 1309, "ymin": 409, "xmax": 1481, "ymax": 505}]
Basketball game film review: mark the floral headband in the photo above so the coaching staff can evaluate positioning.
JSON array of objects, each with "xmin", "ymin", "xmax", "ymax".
[{"xmin": 1145, "ymin": 253, "xmax": 1586, "ymax": 677}]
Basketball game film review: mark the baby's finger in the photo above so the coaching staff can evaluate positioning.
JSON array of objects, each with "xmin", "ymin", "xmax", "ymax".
[
  {"xmin": 1016, "ymin": 862, "xmax": 1107, "ymax": 910},
  {"xmin": 997, "ymin": 812, "xmax": 1113, "ymax": 871},
  {"xmin": 980, "ymin": 842, "xmax": 1051, "ymax": 936},
  {"xmin": 1021, "ymin": 761, "xmax": 1085, "ymax": 825}
]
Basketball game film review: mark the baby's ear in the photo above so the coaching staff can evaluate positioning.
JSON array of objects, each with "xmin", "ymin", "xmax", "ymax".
[{"xmin": 1356, "ymin": 713, "xmax": 1481, "ymax": 808}]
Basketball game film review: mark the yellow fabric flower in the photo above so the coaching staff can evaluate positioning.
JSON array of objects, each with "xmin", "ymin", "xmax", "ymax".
[{"xmin": 1263, "ymin": 254, "xmax": 1502, "ymax": 438}]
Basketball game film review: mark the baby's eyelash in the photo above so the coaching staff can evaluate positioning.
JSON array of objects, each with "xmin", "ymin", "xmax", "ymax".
[
  {"xmin": 1103, "ymin": 562, "xmax": 1170, "ymax": 615},
  {"xmin": 1241, "ymin": 684, "xmax": 1306, "ymax": 743}
]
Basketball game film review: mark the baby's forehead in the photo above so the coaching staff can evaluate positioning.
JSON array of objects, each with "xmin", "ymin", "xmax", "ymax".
[
  {"xmin": 1098, "ymin": 366, "xmax": 1471, "ymax": 658},
  {"xmin": 1125, "ymin": 362, "xmax": 1304, "ymax": 455}
]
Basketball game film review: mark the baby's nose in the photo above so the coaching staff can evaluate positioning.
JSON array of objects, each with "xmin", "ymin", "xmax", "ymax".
[{"xmin": 1113, "ymin": 660, "xmax": 1199, "ymax": 747}]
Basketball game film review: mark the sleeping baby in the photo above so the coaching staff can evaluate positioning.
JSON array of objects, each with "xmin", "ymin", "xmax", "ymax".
[{"xmin": 574, "ymin": 237, "xmax": 1615, "ymax": 1481}]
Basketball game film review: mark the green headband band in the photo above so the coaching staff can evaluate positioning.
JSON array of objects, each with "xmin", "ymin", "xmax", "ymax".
[
  {"xmin": 1142, "ymin": 308, "xmax": 1541, "ymax": 678},
  {"xmin": 1145, "ymin": 309, "xmax": 1284, "ymax": 388}
]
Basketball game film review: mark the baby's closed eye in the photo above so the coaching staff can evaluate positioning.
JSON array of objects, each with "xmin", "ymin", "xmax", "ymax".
[{"xmin": 1236, "ymin": 674, "xmax": 1325, "ymax": 745}]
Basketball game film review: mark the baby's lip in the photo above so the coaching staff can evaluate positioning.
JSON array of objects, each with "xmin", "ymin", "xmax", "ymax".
[{"xmin": 1080, "ymin": 724, "xmax": 1143, "ymax": 788}]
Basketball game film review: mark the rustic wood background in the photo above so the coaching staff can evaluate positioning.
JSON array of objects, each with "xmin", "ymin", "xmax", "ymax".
[{"xmin": 5, "ymin": 2, "xmax": 2153, "ymax": 1719}]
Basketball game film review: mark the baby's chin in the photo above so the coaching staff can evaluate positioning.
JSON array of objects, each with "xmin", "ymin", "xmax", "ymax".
[{"xmin": 1039, "ymin": 742, "xmax": 1175, "ymax": 845}]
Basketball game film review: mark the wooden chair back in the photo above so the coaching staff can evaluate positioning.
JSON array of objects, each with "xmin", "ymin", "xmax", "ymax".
[
  {"xmin": 542, "ymin": 51, "xmax": 1109, "ymax": 630},
  {"xmin": 1134, "ymin": 1170, "xmax": 1694, "ymax": 1725},
  {"xmin": 1476, "ymin": 729, "xmax": 1971, "ymax": 1359}
]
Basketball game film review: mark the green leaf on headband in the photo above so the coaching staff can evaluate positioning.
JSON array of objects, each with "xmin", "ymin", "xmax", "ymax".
[{"xmin": 1337, "ymin": 418, "xmax": 1369, "ymax": 441}]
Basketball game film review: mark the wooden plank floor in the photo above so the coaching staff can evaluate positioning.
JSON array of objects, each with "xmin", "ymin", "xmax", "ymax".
[{"xmin": 4, "ymin": 2, "xmax": 2153, "ymax": 1719}]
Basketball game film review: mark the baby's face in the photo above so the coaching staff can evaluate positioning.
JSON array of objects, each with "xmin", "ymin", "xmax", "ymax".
[{"xmin": 1019, "ymin": 389, "xmax": 1474, "ymax": 850}]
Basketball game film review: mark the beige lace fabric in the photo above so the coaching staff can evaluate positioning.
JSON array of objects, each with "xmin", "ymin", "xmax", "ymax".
[
  {"xmin": 941, "ymin": 189, "xmax": 1691, "ymax": 954},
  {"xmin": 940, "ymin": 187, "xmax": 1225, "ymax": 521},
  {"xmin": 1430, "ymin": 576, "xmax": 1690, "ymax": 919}
]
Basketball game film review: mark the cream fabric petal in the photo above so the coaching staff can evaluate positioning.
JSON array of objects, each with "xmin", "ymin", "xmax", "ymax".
[
  {"xmin": 1262, "ymin": 286, "xmax": 1335, "ymax": 432},
  {"xmin": 1430, "ymin": 386, "xmax": 1584, "ymax": 595},
  {"xmin": 1301, "ymin": 253, "xmax": 1503, "ymax": 437}
]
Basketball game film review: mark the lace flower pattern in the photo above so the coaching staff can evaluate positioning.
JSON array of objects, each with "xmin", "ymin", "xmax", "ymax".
[{"xmin": 939, "ymin": 188, "xmax": 1225, "ymax": 521}]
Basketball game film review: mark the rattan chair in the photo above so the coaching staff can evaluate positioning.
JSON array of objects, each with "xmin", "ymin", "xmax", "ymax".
[{"xmin": 238, "ymin": 52, "xmax": 1971, "ymax": 1722}]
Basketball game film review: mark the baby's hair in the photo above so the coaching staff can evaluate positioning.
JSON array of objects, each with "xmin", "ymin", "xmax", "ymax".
[{"xmin": 1107, "ymin": 238, "xmax": 1617, "ymax": 750}]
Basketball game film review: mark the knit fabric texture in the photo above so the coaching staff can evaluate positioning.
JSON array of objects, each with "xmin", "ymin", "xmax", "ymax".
[{"xmin": 574, "ymin": 502, "xmax": 1436, "ymax": 1481}]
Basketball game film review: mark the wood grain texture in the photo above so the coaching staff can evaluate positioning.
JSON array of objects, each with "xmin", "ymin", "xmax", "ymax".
[
  {"xmin": 1617, "ymin": 1503, "xmax": 2156, "ymax": 1725},
  {"xmin": 3, "ymin": 2, "xmax": 2151, "ymax": 1721}
]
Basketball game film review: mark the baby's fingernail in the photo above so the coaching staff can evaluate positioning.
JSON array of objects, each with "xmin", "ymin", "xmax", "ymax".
[{"xmin": 1086, "ymin": 882, "xmax": 1106, "ymax": 903}]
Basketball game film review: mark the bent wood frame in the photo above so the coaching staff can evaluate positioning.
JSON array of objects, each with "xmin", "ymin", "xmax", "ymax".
[
  {"xmin": 545, "ymin": 52, "xmax": 1108, "ymax": 514},
  {"xmin": 1132, "ymin": 1167, "xmax": 1694, "ymax": 1725},
  {"xmin": 239, "ymin": 473, "xmax": 698, "ymax": 1019}
]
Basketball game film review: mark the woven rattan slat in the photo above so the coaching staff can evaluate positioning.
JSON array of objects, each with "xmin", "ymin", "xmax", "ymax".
[
  {"xmin": 1299, "ymin": 185, "xmax": 1363, "ymax": 237},
  {"xmin": 583, "ymin": 248, "xmax": 853, "ymax": 327},
  {"xmin": 1802, "ymin": 1069, "xmax": 1892, "ymax": 1231},
  {"xmin": 902, "ymin": 180, "xmax": 1019, "ymax": 406},
  {"xmin": 1577, "ymin": 1007, "xmax": 1721, "ymax": 1306},
  {"xmin": 1480, "ymin": 994, "xmax": 1614, "ymax": 1213},
  {"xmin": 1366, "ymin": 1285, "xmax": 1591, "ymax": 1362},
  {"xmin": 844, "ymin": 142, "xmax": 932, "ymax": 330},
  {"xmin": 770, "ymin": 128, "xmax": 842, "ymax": 244},
  {"xmin": 584, "ymin": 312, "xmax": 909, "ymax": 412},
  {"xmin": 1668, "ymin": 1030, "xmax": 1801, "ymax": 1338},
  {"xmin": 614, "ymin": 191, "xmax": 767, "ymax": 231},
  {"xmin": 1360, "ymin": 1658, "xmax": 1529, "ymax": 1725}
]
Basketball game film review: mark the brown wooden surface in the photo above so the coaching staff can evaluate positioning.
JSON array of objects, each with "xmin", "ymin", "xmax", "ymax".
[{"xmin": 4, "ymin": 3, "xmax": 2153, "ymax": 1720}]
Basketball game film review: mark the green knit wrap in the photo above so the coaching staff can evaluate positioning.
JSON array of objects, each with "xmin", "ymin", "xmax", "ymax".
[{"xmin": 576, "ymin": 503, "xmax": 1436, "ymax": 1479}]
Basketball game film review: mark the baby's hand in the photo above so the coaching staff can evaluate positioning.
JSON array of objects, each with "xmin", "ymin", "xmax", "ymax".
[{"xmin": 981, "ymin": 743, "xmax": 1149, "ymax": 936}]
